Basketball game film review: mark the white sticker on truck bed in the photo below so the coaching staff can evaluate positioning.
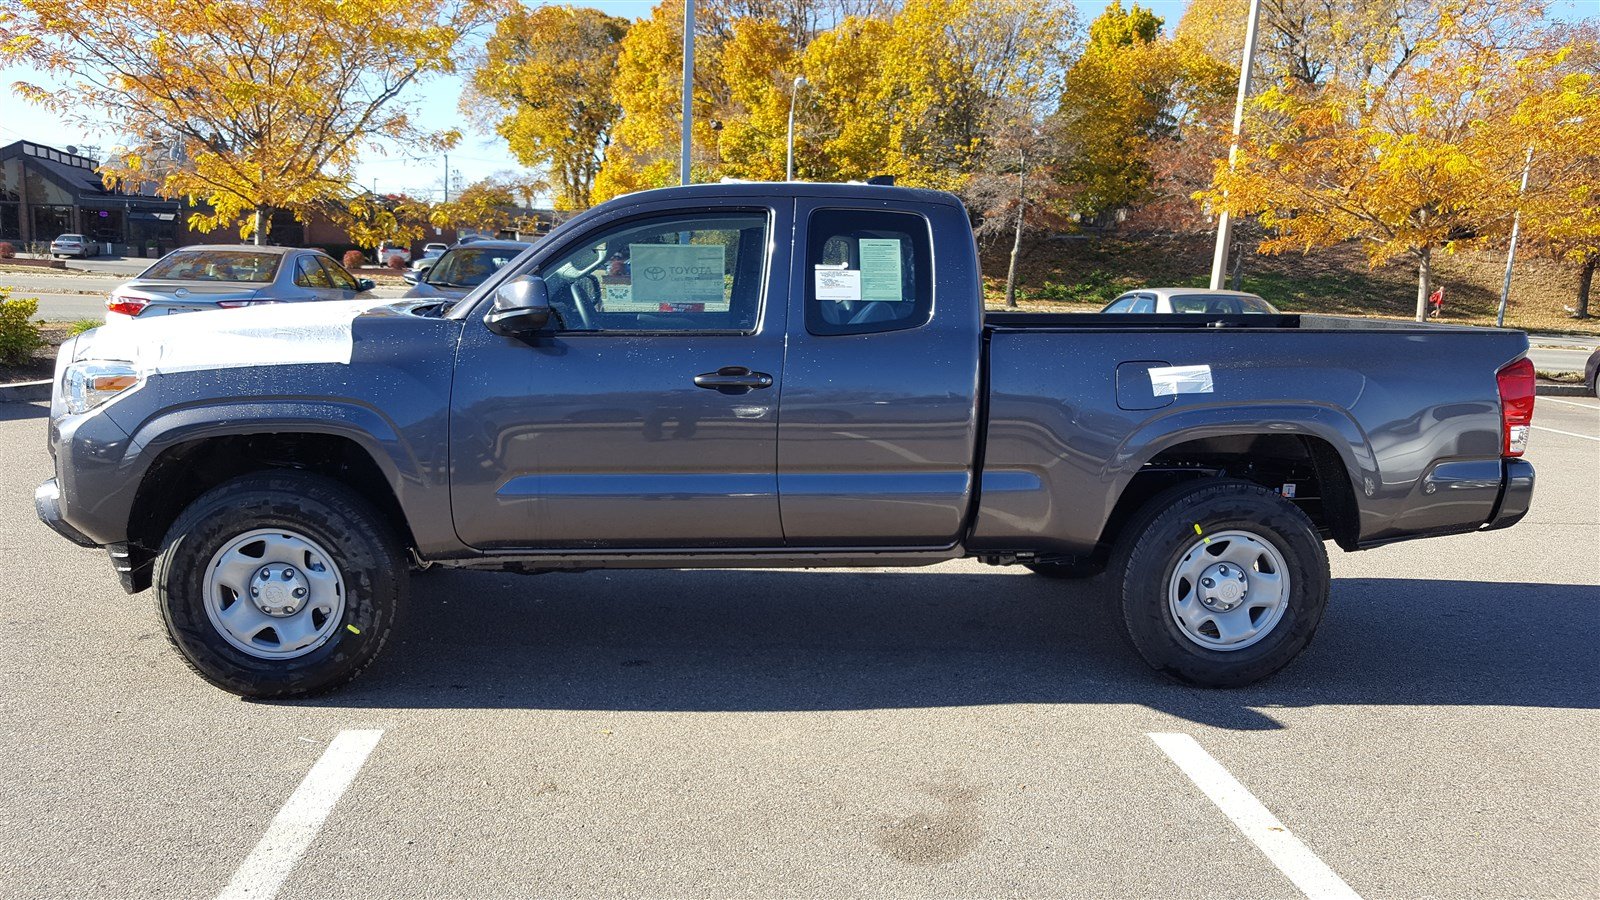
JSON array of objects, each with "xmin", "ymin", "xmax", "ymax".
[{"xmin": 1150, "ymin": 364, "xmax": 1214, "ymax": 396}]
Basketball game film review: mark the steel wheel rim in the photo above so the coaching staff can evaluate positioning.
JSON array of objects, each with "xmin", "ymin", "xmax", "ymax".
[
  {"xmin": 1166, "ymin": 529, "xmax": 1291, "ymax": 652},
  {"xmin": 202, "ymin": 528, "xmax": 347, "ymax": 660}
]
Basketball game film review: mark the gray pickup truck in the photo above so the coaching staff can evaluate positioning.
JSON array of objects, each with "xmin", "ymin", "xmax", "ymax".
[{"xmin": 36, "ymin": 183, "xmax": 1537, "ymax": 698}]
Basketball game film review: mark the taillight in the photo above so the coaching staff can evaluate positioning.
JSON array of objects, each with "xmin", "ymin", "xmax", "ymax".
[
  {"xmin": 217, "ymin": 300, "xmax": 279, "ymax": 308},
  {"xmin": 1496, "ymin": 357, "xmax": 1536, "ymax": 457},
  {"xmin": 106, "ymin": 294, "xmax": 148, "ymax": 317}
]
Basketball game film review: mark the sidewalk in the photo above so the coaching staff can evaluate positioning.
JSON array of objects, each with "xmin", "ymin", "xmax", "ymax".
[{"xmin": 1526, "ymin": 331, "xmax": 1600, "ymax": 350}]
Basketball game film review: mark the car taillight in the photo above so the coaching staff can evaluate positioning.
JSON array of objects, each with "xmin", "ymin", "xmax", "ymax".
[
  {"xmin": 1496, "ymin": 357, "xmax": 1536, "ymax": 457},
  {"xmin": 106, "ymin": 294, "xmax": 148, "ymax": 317},
  {"xmin": 217, "ymin": 300, "xmax": 279, "ymax": 308}
]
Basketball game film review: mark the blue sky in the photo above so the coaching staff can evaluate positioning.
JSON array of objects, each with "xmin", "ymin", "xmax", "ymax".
[{"xmin": 0, "ymin": 0, "xmax": 1588, "ymax": 199}]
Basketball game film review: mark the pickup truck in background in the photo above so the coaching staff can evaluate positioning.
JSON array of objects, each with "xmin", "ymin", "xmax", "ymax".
[{"xmin": 35, "ymin": 182, "xmax": 1537, "ymax": 698}]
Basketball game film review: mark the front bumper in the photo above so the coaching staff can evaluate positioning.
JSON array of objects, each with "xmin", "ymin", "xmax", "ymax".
[
  {"xmin": 1483, "ymin": 458, "xmax": 1535, "ymax": 531},
  {"xmin": 35, "ymin": 478, "xmax": 97, "ymax": 547}
]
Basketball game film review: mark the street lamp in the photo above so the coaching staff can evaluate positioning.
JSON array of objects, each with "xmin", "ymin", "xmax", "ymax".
[{"xmin": 787, "ymin": 76, "xmax": 808, "ymax": 182}]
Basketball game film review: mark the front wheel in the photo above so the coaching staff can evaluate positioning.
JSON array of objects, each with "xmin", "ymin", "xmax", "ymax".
[
  {"xmin": 153, "ymin": 471, "xmax": 406, "ymax": 698},
  {"xmin": 1110, "ymin": 479, "xmax": 1329, "ymax": 687}
]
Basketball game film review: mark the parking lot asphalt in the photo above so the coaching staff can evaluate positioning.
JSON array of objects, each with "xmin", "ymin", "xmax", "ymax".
[{"xmin": 0, "ymin": 397, "xmax": 1595, "ymax": 899}]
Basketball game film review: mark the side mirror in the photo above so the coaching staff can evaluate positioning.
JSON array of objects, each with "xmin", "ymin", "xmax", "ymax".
[
  {"xmin": 400, "ymin": 272, "xmax": 419, "ymax": 286},
  {"xmin": 484, "ymin": 275, "xmax": 551, "ymax": 338},
  {"xmin": 358, "ymin": 278, "xmax": 378, "ymax": 291}
]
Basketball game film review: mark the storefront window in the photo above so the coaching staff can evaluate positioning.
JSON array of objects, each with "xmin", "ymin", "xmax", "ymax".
[
  {"xmin": 84, "ymin": 208, "xmax": 123, "ymax": 244},
  {"xmin": 33, "ymin": 205, "xmax": 73, "ymax": 240},
  {"xmin": 0, "ymin": 159, "xmax": 19, "ymax": 201},
  {"xmin": 0, "ymin": 203, "xmax": 19, "ymax": 241}
]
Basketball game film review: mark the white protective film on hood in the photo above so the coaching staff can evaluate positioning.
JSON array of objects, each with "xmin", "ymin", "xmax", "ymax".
[{"xmin": 78, "ymin": 300, "xmax": 387, "ymax": 375}]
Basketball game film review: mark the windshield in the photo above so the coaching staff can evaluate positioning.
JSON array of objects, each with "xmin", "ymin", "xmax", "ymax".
[
  {"xmin": 1170, "ymin": 294, "xmax": 1277, "ymax": 314},
  {"xmin": 142, "ymin": 250, "xmax": 281, "ymax": 283},
  {"xmin": 428, "ymin": 247, "xmax": 520, "ymax": 289},
  {"xmin": 56, "ymin": 234, "xmax": 84, "ymax": 242}
]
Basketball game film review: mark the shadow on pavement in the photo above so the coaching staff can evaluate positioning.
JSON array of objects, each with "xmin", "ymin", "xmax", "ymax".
[
  {"xmin": 0, "ymin": 402, "xmax": 48, "ymax": 422},
  {"xmin": 307, "ymin": 570, "xmax": 1600, "ymax": 729}
]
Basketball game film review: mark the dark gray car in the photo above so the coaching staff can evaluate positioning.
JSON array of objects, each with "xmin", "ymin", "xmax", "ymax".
[
  {"xmin": 401, "ymin": 240, "xmax": 530, "ymax": 302},
  {"xmin": 105, "ymin": 245, "xmax": 375, "ymax": 320}
]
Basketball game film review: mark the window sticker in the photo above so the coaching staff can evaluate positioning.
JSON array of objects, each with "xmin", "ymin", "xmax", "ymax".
[
  {"xmin": 630, "ymin": 244, "xmax": 725, "ymax": 306},
  {"xmin": 814, "ymin": 266, "xmax": 861, "ymax": 301},
  {"xmin": 858, "ymin": 238, "xmax": 905, "ymax": 301}
]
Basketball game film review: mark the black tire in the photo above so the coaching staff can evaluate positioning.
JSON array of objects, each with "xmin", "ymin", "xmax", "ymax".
[
  {"xmin": 153, "ymin": 471, "xmax": 406, "ymax": 699},
  {"xmin": 1110, "ymin": 479, "xmax": 1329, "ymax": 687},
  {"xmin": 1024, "ymin": 560, "xmax": 1105, "ymax": 580}
]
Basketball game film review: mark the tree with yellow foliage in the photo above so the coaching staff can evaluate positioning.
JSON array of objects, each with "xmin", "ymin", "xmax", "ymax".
[
  {"xmin": 0, "ymin": 0, "xmax": 494, "ymax": 243},
  {"xmin": 468, "ymin": 4, "xmax": 628, "ymax": 211},
  {"xmin": 1200, "ymin": 2, "xmax": 1551, "ymax": 320}
]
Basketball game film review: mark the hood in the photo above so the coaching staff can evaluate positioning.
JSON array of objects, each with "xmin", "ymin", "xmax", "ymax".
[{"xmin": 75, "ymin": 298, "xmax": 388, "ymax": 375}]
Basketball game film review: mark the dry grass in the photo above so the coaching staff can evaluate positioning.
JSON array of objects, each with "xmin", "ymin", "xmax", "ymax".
[{"xmin": 981, "ymin": 235, "xmax": 1600, "ymax": 336}]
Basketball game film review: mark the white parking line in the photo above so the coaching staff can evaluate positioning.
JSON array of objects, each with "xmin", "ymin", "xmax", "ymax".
[
  {"xmin": 1531, "ymin": 425, "xmax": 1600, "ymax": 442},
  {"xmin": 1540, "ymin": 397, "xmax": 1599, "ymax": 410},
  {"xmin": 1148, "ymin": 733, "xmax": 1361, "ymax": 900},
  {"xmin": 217, "ymin": 729, "xmax": 384, "ymax": 900}
]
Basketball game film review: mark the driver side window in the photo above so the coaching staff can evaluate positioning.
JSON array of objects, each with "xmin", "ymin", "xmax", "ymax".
[{"xmin": 539, "ymin": 212, "xmax": 770, "ymax": 333}]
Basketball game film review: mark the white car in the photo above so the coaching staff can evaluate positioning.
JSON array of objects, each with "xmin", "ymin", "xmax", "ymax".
[
  {"xmin": 374, "ymin": 241, "xmax": 412, "ymax": 267},
  {"xmin": 50, "ymin": 234, "xmax": 101, "ymax": 258},
  {"xmin": 1101, "ymin": 288, "xmax": 1279, "ymax": 315},
  {"xmin": 411, "ymin": 243, "xmax": 449, "ymax": 274}
]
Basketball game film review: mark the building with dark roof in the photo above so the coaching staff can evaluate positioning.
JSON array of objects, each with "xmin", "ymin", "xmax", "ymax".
[{"xmin": 0, "ymin": 140, "xmax": 183, "ymax": 253}]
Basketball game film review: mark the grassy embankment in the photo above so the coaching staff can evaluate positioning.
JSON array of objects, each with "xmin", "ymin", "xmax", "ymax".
[{"xmin": 981, "ymin": 236, "xmax": 1600, "ymax": 337}]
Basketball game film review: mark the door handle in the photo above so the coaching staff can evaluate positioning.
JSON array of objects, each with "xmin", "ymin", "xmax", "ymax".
[{"xmin": 694, "ymin": 366, "xmax": 774, "ymax": 393}]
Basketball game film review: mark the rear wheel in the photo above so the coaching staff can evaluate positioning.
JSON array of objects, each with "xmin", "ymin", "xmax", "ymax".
[
  {"xmin": 153, "ymin": 471, "xmax": 405, "ymax": 698},
  {"xmin": 1110, "ymin": 479, "xmax": 1328, "ymax": 687}
]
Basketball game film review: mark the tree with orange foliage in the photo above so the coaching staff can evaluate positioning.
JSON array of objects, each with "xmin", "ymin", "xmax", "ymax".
[{"xmin": 1, "ymin": 0, "xmax": 495, "ymax": 243}]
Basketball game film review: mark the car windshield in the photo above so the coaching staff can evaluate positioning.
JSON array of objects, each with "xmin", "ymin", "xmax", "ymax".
[
  {"xmin": 428, "ymin": 247, "xmax": 519, "ymax": 289},
  {"xmin": 1170, "ymin": 294, "xmax": 1277, "ymax": 314},
  {"xmin": 142, "ymin": 250, "xmax": 281, "ymax": 283},
  {"xmin": 57, "ymin": 235, "xmax": 84, "ymax": 242}
]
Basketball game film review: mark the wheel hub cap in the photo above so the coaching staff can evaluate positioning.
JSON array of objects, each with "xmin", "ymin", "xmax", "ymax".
[
  {"xmin": 1198, "ymin": 562, "xmax": 1249, "ymax": 612},
  {"xmin": 250, "ymin": 564, "xmax": 309, "ymax": 617},
  {"xmin": 1166, "ymin": 529, "xmax": 1292, "ymax": 652},
  {"xmin": 202, "ymin": 528, "xmax": 346, "ymax": 660}
]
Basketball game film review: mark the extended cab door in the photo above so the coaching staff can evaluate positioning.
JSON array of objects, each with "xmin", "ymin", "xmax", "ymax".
[
  {"xmin": 777, "ymin": 199, "xmax": 984, "ymax": 546},
  {"xmin": 448, "ymin": 202, "xmax": 791, "ymax": 550}
]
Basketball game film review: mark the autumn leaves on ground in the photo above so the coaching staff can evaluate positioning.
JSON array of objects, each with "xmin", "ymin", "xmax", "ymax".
[{"xmin": 1, "ymin": 0, "xmax": 1596, "ymax": 327}]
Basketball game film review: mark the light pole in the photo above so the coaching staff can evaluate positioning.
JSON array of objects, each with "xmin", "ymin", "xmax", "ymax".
[
  {"xmin": 786, "ymin": 76, "xmax": 808, "ymax": 181},
  {"xmin": 1496, "ymin": 145, "xmax": 1536, "ymax": 328},
  {"xmin": 680, "ymin": 0, "xmax": 695, "ymax": 186},
  {"xmin": 1209, "ymin": 0, "xmax": 1262, "ymax": 290}
]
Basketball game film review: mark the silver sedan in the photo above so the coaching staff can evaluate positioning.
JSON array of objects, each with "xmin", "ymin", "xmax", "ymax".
[{"xmin": 105, "ymin": 245, "xmax": 375, "ymax": 321}]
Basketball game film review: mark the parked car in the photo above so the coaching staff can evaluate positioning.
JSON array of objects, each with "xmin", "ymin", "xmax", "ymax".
[
  {"xmin": 421, "ymin": 242, "xmax": 448, "ymax": 260},
  {"xmin": 50, "ymin": 234, "xmax": 101, "ymax": 259},
  {"xmin": 375, "ymin": 241, "xmax": 412, "ymax": 267},
  {"xmin": 402, "ymin": 240, "xmax": 531, "ymax": 301},
  {"xmin": 1586, "ymin": 347, "xmax": 1599, "ymax": 399},
  {"xmin": 39, "ymin": 182, "xmax": 1536, "ymax": 699},
  {"xmin": 1102, "ymin": 288, "xmax": 1279, "ymax": 315},
  {"xmin": 104, "ymin": 246, "xmax": 375, "ymax": 320}
]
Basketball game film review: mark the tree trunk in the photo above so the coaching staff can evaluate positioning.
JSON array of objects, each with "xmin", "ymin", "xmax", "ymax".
[
  {"xmin": 1414, "ymin": 246, "xmax": 1432, "ymax": 322},
  {"xmin": 1005, "ymin": 199, "xmax": 1024, "ymax": 309},
  {"xmin": 1005, "ymin": 161, "xmax": 1025, "ymax": 309},
  {"xmin": 252, "ymin": 206, "xmax": 269, "ymax": 246},
  {"xmin": 1575, "ymin": 255, "xmax": 1596, "ymax": 319}
]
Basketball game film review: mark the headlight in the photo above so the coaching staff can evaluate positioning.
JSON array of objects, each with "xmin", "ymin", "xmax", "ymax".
[{"xmin": 63, "ymin": 361, "xmax": 141, "ymax": 415}]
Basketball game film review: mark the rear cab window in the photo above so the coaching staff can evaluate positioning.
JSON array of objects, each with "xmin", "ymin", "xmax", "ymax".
[{"xmin": 804, "ymin": 209, "xmax": 932, "ymax": 336}]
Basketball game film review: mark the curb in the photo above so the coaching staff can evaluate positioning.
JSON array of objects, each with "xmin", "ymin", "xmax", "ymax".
[
  {"xmin": 1536, "ymin": 382, "xmax": 1592, "ymax": 398},
  {"xmin": 0, "ymin": 380, "xmax": 51, "ymax": 403}
]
